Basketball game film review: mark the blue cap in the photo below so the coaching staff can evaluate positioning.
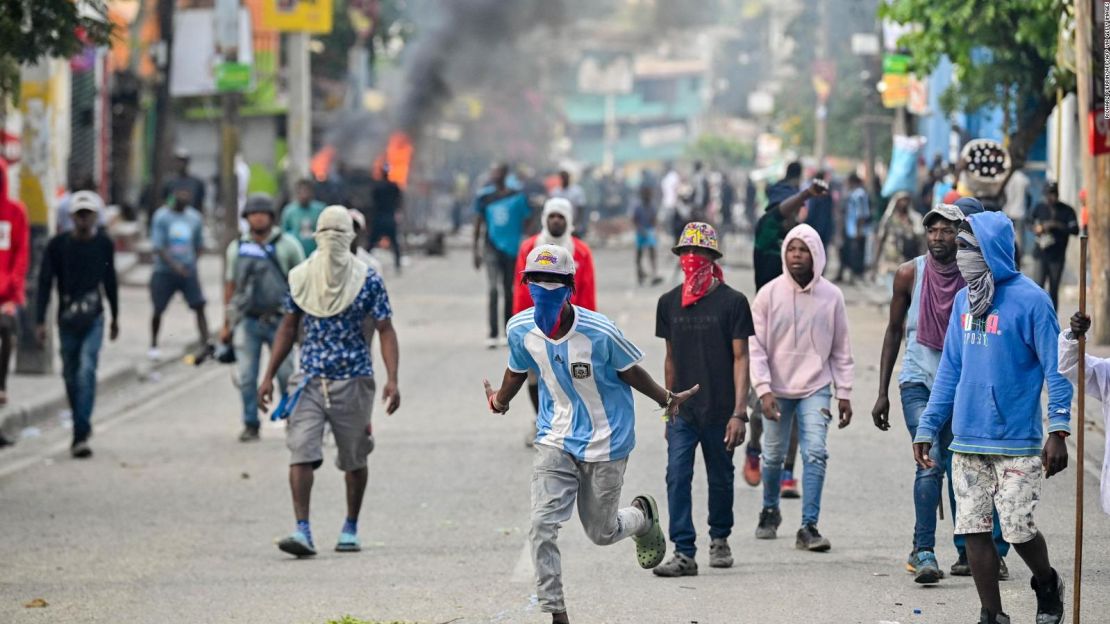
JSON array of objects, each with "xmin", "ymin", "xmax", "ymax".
[{"xmin": 954, "ymin": 197, "xmax": 985, "ymax": 217}]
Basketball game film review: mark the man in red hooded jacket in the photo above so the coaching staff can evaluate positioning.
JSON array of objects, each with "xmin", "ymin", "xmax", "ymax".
[
  {"xmin": 512, "ymin": 197, "xmax": 596, "ymax": 430},
  {"xmin": 0, "ymin": 160, "xmax": 30, "ymax": 405}
]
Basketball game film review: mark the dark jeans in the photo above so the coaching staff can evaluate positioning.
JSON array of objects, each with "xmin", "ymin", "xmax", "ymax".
[
  {"xmin": 485, "ymin": 244, "xmax": 516, "ymax": 339},
  {"xmin": 665, "ymin": 416, "xmax": 735, "ymax": 557},
  {"xmin": 1036, "ymin": 254, "xmax": 1065, "ymax": 310},
  {"xmin": 234, "ymin": 316, "xmax": 293, "ymax": 426},
  {"xmin": 901, "ymin": 383, "xmax": 1009, "ymax": 556},
  {"xmin": 60, "ymin": 316, "xmax": 105, "ymax": 443}
]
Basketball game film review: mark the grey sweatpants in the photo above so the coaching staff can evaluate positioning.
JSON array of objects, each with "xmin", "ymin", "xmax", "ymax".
[{"xmin": 530, "ymin": 444, "xmax": 647, "ymax": 613}]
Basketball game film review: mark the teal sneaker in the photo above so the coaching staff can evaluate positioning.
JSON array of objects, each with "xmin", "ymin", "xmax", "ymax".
[
  {"xmin": 909, "ymin": 549, "xmax": 942, "ymax": 584},
  {"xmin": 335, "ymin": 531, "xmax": 361, "ymax": 553},
  {"xmin": 277, "ymin": 531, "xmax": 317, "ymax": 558}
]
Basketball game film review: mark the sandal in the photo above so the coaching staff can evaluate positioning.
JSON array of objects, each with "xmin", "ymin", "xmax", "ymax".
[{"xmin": 631, "ymin": 495, "xmax": 666, "ymax": 569}]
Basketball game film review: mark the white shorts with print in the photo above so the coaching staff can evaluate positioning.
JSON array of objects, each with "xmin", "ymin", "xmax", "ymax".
[{"xmin": 952, "ymin": 452, "xmax": 1042, "ymax": 544}]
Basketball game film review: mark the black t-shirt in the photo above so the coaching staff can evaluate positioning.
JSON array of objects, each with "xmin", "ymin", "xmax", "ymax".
[
  {"xmin": 656, "ymin": 284, "xmax": 755, "ymax": 426},
  {"xmin": 35, "ymin": 231, "xmax": 119, "ymax": 325},
  {"xmin": 1032, "ymin": 201, "xmax": 1078, "ymax": 260},
  {"xmin": 753, "ymin": 207, "xmax": 786, "ymax": 291}
]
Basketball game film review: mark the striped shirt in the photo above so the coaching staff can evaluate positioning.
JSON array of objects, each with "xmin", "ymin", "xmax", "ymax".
[{"xmin": 507, "ymin": 307, "xmax": 644, "ymax": 462}]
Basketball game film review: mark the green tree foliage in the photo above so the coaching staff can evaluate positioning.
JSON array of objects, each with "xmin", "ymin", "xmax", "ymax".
[
  {"xmin": 0, "ymin": 0, "xmax": 114, "ymax": 99},
  {"xmin": 880, "ymin": 0, "xmax": 1072, "ymax": 167}
]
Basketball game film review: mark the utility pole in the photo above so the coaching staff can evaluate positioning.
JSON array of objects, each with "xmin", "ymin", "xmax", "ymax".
[
  {"xmin": 150, "ymin": 0, "xmax": 176, "ymax": 222},
  {"xmin": 287, "ymin": 32, "xmax": 312, "ymax": 192},
  {"xmin": 1076, "ymin": 0, "xmax": 1110, "ymax": 344},
  {"xmin": 216, "ymin": 0, "xmax": 241, "ymax": 252}
]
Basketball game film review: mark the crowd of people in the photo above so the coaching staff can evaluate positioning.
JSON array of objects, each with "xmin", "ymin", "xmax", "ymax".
[
  {"xmin": 0, "ymin": 143, "xmax": 1100, "ymax": 624},
  {"xmin": 472, "ymin": 154, "xmax": 1090, "ymax": 624}
]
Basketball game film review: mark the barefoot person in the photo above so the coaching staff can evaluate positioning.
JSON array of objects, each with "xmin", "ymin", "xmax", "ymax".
[
  {"xmin": 750, "ymin": 224, "xmax": 854, "ymax": 551},
  {"xmin": 259, "ymin": 206, "xmax": 400, "ymax": 557},
  {"xmin": 913, "ymin": 212, "xmax": 1070, "ymax": 624},
  {"xmin": 653, "ymin": 222, "xmax": 753, "ymax": 577},
  {"xmin": 483, "ymin": 244, "xmax": 697, "ymax": 624},
  {"xmin": 871, "ymin": 201, "xmax": 1010, "ymax": 584}
]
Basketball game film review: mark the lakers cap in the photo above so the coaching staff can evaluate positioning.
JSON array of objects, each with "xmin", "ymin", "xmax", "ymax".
[{"xmin": 524, "ymin": 244, "xmax": 576, "ymax": 276}]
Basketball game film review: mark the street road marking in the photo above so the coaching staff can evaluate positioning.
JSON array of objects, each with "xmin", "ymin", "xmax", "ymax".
[{"xmin": 0, "ymin": 366, "xmax": 224, "ymax": 481}]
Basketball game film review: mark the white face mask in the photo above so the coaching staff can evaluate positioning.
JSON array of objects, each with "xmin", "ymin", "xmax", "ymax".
[{"xmin": 531, "ymin": 281, "xmax": 566, "ymax": 291}]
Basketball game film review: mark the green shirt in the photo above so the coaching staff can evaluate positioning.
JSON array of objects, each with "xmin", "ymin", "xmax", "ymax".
[
  {"xmin": 281, "ymin": 200, "xmax": 326, "ymax": 255},
  {"xmin": 224, "ymin": 229, "xmax": 306, "ymax": 282}
]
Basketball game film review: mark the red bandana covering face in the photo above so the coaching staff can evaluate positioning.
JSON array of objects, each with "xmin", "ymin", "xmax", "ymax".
[{"xmin": 680, "ymin": 253, "xmax": 723, "ymax": 307}]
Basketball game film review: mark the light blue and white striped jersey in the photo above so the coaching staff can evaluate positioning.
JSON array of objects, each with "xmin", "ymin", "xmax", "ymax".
[{"xmin": 507, "ymin": 307, "xmax": 644, "ymax": 462}]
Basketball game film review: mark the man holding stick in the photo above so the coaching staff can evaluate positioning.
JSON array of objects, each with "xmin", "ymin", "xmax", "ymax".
[{"xmin": 912, "ymin": 212, "xmax": 1070, "ymax": 624}]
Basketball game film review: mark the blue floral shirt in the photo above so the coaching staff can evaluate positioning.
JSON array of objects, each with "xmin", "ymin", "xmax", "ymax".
[{"xmin": 283, "ymin": 272, "xmax": 392, "ymax": 380}]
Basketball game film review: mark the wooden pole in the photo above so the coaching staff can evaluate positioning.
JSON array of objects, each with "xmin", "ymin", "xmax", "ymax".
[{"xmin": 1074, "ymin": 205, "xmax": 1088, "ymax": 624}]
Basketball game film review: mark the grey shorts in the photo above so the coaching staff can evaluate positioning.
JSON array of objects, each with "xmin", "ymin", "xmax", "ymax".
[
  {"xmin": 150, "ymin": 270, "xmax": 206, "ymax": 315},
  {"xmin": 286, "ymin": 375, "xmax": 375, "ymax": 472},
  {"xmin": 952, "ymin": 452, "xmax": 1042, "ymax": 544}
]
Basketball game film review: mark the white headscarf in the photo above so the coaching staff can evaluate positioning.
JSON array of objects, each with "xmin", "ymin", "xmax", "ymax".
[
  {"xmin": 539, "ymin": 197, "xmax": 574, "ymax": 252},
  {"xmin": 289, "ymin": 205, "xmax": 368, "ymax": 318},
  {"xmin": 956, "ymin": 228, "xmax": 994, "ymax": 318}
]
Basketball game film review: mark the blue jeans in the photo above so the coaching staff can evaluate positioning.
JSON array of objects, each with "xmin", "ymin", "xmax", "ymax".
[
  {"xmin": 59, "ymin": 316, "xmax": 104, "ymax": 443},
  {"xmin": 234, "ymin": 316, "xmax": 293, "ymax": 426},
  {"xmin": 901, "ymin": 383, "xmax": 1009, "ymax": 556},
  {"xmin": 761, "ymin": 386, "xmax": 832, "ymax": 526},
  {"xmin": 665, "ymin": 417, "xmax": 735, "ymax": 557}
]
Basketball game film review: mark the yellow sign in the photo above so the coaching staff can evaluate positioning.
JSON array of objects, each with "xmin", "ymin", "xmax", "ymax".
[
  {"xmin": 881, "ymin": 73, "xmax": 910, "ymax": 109},
  {"xmin": 261, "ymin": 0, "xmax": 333, "ymax": 34}
]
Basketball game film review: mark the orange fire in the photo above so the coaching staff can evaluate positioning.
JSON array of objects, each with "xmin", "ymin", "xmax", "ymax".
[
  {"xmin": 375, "ymin": 132, "xmax": 412, "ymax": 189},
  {"xmin": 309, "ymin": 131, "xmax": 413, "ymax": 187}
]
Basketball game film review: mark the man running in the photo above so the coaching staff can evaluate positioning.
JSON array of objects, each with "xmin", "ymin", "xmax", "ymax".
[
  {"xmin": 259, "ymin": 206, "xmax": 400, "ymax": 557},
  {"xmin": 653, "ymin": 222, "xmax": 753, "ymax": 577},
  {"xmin": 872, "ymin": 201, "xmax": 1010, "ymax": 584},
  {"xmin": 913, "ymin": 211, "xmax": 1069, "ymax": 624},
  {"xmin": 751, "ymin": 224, "xmax": 853, "ymax": 551},
  {"xmin": 33, "ymin": 191, "xmax": 118, "ymax": 458},
  {"xmin": 221, "ymin": 194, "xmax": 304, "ymax": 442},
  {"xmin": 473, "ymin": 163, "xmax": 532, "ymax": 348},
  {"xmin": 483, "ymin": 244, "xmax": 697, "ymax": 624}
]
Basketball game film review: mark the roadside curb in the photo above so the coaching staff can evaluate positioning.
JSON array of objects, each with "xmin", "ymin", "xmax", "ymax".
[{"xmin": 0, "ymin": 347, "xmax": 189, "ymax": 446}]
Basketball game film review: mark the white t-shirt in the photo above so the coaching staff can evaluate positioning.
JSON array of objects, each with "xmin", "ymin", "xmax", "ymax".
[{"xmin": 1003, "ymin": 170, "xmax": 1030, "ymax": 221}]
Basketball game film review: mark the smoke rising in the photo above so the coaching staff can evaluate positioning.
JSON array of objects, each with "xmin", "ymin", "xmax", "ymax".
[{"xmin": 392, "ymin": 0, "xmax": 568, "ymax": 144}]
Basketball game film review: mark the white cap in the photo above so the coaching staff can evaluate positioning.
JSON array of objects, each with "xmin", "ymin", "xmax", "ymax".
[
  {"xmin": 70, "ymin": 190, "xmax": 105, "ymax": 215},
  {"xmin": 523, "ymin": 244, "xmax": 576, "ymax": 276}
]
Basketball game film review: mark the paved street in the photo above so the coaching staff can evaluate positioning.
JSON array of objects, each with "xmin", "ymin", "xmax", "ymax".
[{"xmin": 2, "ymin": 245, "xmax": 1108, "ymax": 624}]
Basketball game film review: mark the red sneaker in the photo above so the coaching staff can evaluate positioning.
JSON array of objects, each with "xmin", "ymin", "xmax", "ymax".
[
  {"xmin": 742, "ymin": 450, "xmax": 761, "ymax": 487},
  {"xmin": 780, "ymin": 478, "xmax": 800, "ymax": 499}
]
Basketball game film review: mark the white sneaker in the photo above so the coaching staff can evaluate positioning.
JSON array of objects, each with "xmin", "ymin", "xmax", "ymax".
[
  {"xmin": 484, "ymin": 338, "xmax": 499, "ymax": 350},
  {"xmin": 497, "ymin": 337, "xmax": 509, "ymax": 348},
  {"xmin": 147, "ymin": 347, "xmax": 162, "ymax": 362}
]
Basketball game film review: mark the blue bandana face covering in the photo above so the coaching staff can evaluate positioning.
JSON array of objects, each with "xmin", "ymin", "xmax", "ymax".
[{"xmin": 528, "ymin": 283, "xmax": 571, "ymax": 337}]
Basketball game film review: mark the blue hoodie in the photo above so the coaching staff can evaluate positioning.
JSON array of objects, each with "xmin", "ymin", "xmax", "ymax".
[{"xmin": 914, "ymin": 211, "xmax": 1071, "ymax": 456}]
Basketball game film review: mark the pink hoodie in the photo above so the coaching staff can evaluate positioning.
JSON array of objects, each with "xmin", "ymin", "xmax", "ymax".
[{"xmin": 750, "ymin": 224, "xmax": 854, "ymax": 400}]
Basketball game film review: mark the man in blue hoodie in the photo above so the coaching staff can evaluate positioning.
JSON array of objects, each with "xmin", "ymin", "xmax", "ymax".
[{"xmin": 912, "ymin": 211, "xmax": 1070, "ymax": 624}]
